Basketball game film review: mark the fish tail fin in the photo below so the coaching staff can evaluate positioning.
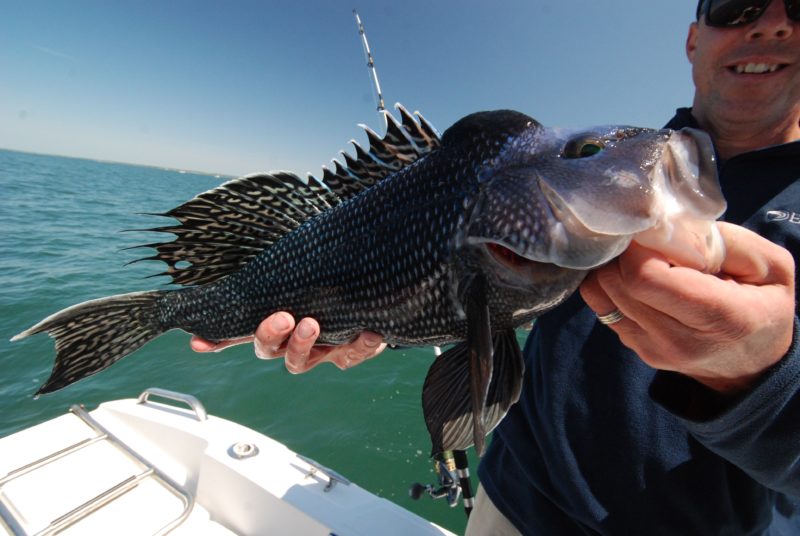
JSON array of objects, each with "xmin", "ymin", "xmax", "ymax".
[{"xmin": 11, "ymin": 290, "xmax": 168, "ymax": 395}]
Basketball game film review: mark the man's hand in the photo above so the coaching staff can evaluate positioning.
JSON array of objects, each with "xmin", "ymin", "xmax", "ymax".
[
  {"xmin": 580, "ymin": 222, "xmax": 795, "ymax": 395},
  {"xmin": 191, "ymin": 312, "xmax": 386, "ymax": 373}
]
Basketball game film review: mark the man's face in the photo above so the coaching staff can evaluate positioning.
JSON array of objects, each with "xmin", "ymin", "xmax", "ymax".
[{"xmin": 687, "ymin": 1, "xmax": 800, "ymax": 128}]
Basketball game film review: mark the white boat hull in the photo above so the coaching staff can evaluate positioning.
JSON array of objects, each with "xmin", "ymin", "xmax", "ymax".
[{"xmin": 0, "ymin": 389, "xmax": 456, "ymax": 536}]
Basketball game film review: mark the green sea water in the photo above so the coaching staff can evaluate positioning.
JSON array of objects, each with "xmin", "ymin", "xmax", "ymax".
[{"xmin": 0, "ymin": 148, "xmax": 531, "ymax": 534}]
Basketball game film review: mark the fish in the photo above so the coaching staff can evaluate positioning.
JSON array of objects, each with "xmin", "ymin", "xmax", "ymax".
[{"xmin": 11, "ymin": 104, "xmax": 726, "ymax": 456}]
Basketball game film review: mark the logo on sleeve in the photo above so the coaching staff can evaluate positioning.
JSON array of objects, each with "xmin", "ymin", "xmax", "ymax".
[{"xmin": 766, "ymin": 211, "xmax": 800, "ymax": 224}]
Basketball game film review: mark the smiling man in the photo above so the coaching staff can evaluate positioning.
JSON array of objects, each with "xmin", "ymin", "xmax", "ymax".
[
  {"xmin": 466, "ymin": 1, "xmax": 800, "ymax": 534},
  {"xmin": 194, "ymin": 2, "xmax": 800, "ymax": 533},
  {"xmin": 689, "ymin": 0, "xmax": 800, "ymax": 160}
]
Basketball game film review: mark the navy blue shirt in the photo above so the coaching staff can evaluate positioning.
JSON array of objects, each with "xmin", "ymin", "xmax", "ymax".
[{"xmin": 478, "ymin": 109, "xmax": 800, "ymax": 535}]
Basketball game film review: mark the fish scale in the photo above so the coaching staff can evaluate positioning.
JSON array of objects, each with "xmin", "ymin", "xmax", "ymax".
[{"xmin": 12, "ymin": 105, "xmax": 726, "ymax": 456}]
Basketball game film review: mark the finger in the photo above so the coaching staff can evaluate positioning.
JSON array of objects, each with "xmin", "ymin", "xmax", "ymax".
[
  {"xmin": 253, "ymin": 312, "xmax": 296, "ymax": 360},
  {"xmin": 296, "ymin": 331, "xmax": 386, "ymax": 372},
  {"xmin": 329, "ymin": 332, "xmax": 386, "ymax": 370},
  {"xmin": 615, "ymin": 226, "xmax": 793, "ymax": 320},
  {"xmin": 592, "ymin": 245, "xmax": 750, "ymax": 362},
  {"xmin": 190, "ymin": 335, "xmax": 254, "ymax": 353},
  {"xmin": 579, "ymin": 269, "xmax": 617, "ymax": 317},
  {"xmin": 284, "ymin": 317, "xmax": 320, "ymax": 373},
  {"xmin": 609, "ymin": 240, "xmax": 779, "ymax": 332},
  {"xmin": 609, "ymin": 243, "xmax": 717, "ymax": 323},
  {"xmin": 716, "ymin": 222, "xmax": 794, "ymax": 285},
  {"xmin": 583, "ymin": 262, "xmax": 689, "ymax": 370},
  {"xmin": 581, "ymin": 262, "xmax": 641, "ymax": 324},
  {"xmin": 581, "ymin": 264, "xmax": 646, "ymax": 335}
]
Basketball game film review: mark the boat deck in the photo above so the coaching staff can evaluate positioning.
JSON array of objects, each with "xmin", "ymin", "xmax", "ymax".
[{"xmin": 0, "ymin": 389, "xmax": 456, "ymax": 536}]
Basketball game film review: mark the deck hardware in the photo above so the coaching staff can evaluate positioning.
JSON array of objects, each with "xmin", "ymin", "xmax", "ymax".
[
  {"xmin": 229, "ymin": 442, "xmax": 259, "ymax": 459},
  {"xmin": 0, "ymin": 398, "xmax": 195, "ymax": 535},
  {"xmin": 297, "ymin": 455, "xmax": 351, "ymax": 492},
  {"xmin": 138, "ymin": 388, "xmax": 208, "ymax": 422}
]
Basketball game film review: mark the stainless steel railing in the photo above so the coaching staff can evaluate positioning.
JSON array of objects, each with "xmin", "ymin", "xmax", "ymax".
[{"xmin": 0, "ymin": 389, "xmax": 197, "ymax": 536}]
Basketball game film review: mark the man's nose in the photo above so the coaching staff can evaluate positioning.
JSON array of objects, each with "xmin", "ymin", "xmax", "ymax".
[{"xmin": 746, "ymin": 0, "xmax": 794, "ymax": 40}]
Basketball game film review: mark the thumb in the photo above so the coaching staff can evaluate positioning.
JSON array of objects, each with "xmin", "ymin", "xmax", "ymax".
[{"xmin": 716, "ymin": 222, "xmax": 794, "ymax": 286}]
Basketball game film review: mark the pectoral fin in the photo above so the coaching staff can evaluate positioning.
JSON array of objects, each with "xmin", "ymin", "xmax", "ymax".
[
  {"xmin": 422, "ymin": 328, "xmax": 524, "ymax": 457},
  {"xmin": 466, "ymin": 274, "xmax": 494, "ymax": 456}
]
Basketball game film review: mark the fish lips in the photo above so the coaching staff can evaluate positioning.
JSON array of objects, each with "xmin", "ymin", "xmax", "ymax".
[
  {"xmin": 657, "ymin": 127, "xmax": 724, "ymax": 220},
  {"xmin": 632, "ymin": 128, "xmax": 727, "ymax": 272}
]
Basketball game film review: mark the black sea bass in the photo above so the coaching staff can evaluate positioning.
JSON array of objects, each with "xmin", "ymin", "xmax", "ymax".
[{"xmin": 13, "ymin": 105, "xmax": 726, "ymax": 455}]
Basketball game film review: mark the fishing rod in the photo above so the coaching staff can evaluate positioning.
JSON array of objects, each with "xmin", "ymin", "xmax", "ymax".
[
  {"xmin": 353, "ymin": 9, "xmax": 386, "ymax": 114},
  {"xmin": 350, "ymin": 10, "xmax": 474, "ymax": 518},
  {"xmin": 351, "ymin": 11, "xmax": 443, "ymax": 354},
  {"xmin": 409, "ymin": 449, "xmax": 475, "ymax": 518}
]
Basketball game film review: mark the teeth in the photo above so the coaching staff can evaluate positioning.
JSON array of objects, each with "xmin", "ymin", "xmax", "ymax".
[{"xmin": 734, "ymin": 63, "xmax": 779, "ymax": 74}]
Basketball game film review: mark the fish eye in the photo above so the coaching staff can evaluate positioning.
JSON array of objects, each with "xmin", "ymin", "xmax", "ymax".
[{"xmin": 563, "ymin": 138, "xmax": 605, "ymax": 159}]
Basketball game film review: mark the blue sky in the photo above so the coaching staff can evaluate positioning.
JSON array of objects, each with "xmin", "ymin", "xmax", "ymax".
[{"xmin": 0, "ymin": 1, "xmax": 698, "ymax": 176}]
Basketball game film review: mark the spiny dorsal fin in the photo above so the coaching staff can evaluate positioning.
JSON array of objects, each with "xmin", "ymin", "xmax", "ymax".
[
  {"xmin": 398, "ymin": 104, "xmax": 440, "ymax": 150},
  {"xmin": 312, "ymin": 103, "xmax": 441, "ymax": 200},
  {"xmin": 134, "ymin": 104, "xmax": 441, "ymax": 286}
]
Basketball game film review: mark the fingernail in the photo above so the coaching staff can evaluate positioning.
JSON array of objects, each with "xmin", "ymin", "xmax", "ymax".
[
  {"xmin": 254, "ymin": 344, "xmax": 268, "ymax": 360},
  {"xmin": 271, "ymin": 313, "xmax": 290, "ymax": 332},
  {"xmin": 296, "ymin": 321, "xmax": 315, "ymax": 340},
  {"xmin": 363, "ymin": 334, "xmax": 381, "ymax": 348},
  {"xmin": 285, "ymin": 362, "xmax": 300, "ymax": 374}
]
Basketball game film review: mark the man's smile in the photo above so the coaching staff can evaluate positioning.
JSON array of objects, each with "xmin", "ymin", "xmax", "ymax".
[
  {"xmin": 723, "ymin": 53, "xmax": 794, "ymax": 76},
  {"xmin": 730, "ymin": 62, "xmax": 786, "ymax": 73}
]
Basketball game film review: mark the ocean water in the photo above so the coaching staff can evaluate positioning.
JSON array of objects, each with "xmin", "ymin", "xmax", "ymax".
[{"xmin": 0, "ymin": 148, "xmax": 531, "ymax": 534}]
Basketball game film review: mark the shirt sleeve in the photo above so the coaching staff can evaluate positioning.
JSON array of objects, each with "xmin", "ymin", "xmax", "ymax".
[{"xmin": 650, "ymin": 316, "xmax": 800, "ymax": 497}]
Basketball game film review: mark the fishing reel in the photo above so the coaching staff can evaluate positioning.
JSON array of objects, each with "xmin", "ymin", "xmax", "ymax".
[{"xmin": 409, "ymin": 450, "xmax": 474, "ymax": 517}]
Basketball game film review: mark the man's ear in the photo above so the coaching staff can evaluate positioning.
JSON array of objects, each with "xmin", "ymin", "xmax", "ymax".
[{"xmin": 686, "ymin": 22, "xmax": 699, "ymax": 63}]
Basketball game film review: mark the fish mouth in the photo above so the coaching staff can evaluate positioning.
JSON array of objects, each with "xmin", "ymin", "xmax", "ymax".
[
  {"xmin": 482, "ymin": 241, "xmax": 567, "ymax": 284},
  {"xmin": 657, "ymin": 128, "xmax": 722, "ymax": 217},
  {"xmin": 485, "ymin": 242, "xmax": 538, "ymax": 270},
  {"xmin": 632, "ymin": 128, "xmax": 727, "ymax": 272}
]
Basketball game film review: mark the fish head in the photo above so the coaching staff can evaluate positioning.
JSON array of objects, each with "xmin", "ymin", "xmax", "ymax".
[{"xmin": 464, "ymin": 119, "xmax": 726, "ymax": 284}]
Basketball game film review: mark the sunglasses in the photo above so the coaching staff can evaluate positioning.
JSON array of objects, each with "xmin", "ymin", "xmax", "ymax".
[{"xmin": 698, "ymin": 0, "xmax": 800, "ymax": 27}]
